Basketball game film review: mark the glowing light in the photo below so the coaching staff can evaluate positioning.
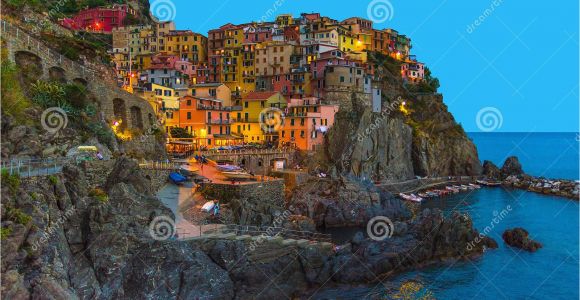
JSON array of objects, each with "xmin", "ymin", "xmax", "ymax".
[{"xmin": 113, "ymin": 121, "xmax": 120, "ymax": 127}]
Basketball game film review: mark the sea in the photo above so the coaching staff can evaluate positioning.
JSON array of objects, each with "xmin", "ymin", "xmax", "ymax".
[{"xmin": 314, "ymin": 132, "xmax": 579, "ymax": 299}]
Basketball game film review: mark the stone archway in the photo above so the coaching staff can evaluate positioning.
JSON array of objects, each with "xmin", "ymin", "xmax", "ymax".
[
  {"xmin": 73, "ymin": 77, "xmax": 88, "ymax": 87},
  {"xmin": 48, "ymin": 66, "xmax": 67, "ymax": 83},
  {"xmin": 130, "ymin": 106, "xmax": 144, "ymax": 130},
  {"xmin": 113, "ymin": 98, "xmax": 128, "ymax": 130},
  {"xmin": 14, "ymin": 51, "xmax": 43, "ymax": 87}
]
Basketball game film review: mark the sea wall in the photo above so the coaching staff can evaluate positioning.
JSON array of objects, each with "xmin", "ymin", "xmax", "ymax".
[{"xmin": 201, "ymin": 179, "xmax": 286, "ymax": 226}]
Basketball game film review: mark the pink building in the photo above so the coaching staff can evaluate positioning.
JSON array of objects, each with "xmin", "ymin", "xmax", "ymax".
[
  {"xmin": 280, "ymin": 97, "xmax": 339, "ymax": 151},
  {"xmin": 150, "ymin": 54, "xmax": 195, "ymax": 77},
  {"xmin": 59, "ymin": 4, "xmax": 135, "ymax": 33},
  {"xmin": 401, "ymin": 55, "xmax": 425, "ymax": 83}
]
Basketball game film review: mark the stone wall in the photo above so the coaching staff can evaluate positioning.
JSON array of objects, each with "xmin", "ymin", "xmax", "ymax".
[
  {"xmin": 78, "ymin": 159, "xmax": 169, "ymax": 192},
  {"xmin": 2, "ymin": 21, "xmax": 156, "ymax": 132},
  {"xmin": 201, "ymin": 180, "xmax": 286, "ymax": 226}
]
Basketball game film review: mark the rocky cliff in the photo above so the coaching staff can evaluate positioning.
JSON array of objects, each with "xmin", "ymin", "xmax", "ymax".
[
  {"xmin": 1, "ymin": 159, "xmax": 495, "ymax": 299},
  {"xmin": 324, "ymin": 53, "xmax": 482, "ymax": 181}
]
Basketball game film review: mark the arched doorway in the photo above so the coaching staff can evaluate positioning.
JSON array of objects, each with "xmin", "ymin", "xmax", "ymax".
[
  {"xmin": 112, "ymin": 98, "xmax": 127, "ymax": 130},
  {"xmin": 14, "ymin": 51, "xmax": 43, "ymax": 88},
  {"xmin": 48, "ymin": 66, "xmax": 67, "ymax": 83},
  {"xmin": 130, "ymin": 106, "xmax": 144, "ymax": 130}
]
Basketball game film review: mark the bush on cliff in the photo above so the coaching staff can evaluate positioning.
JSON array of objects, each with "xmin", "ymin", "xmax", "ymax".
[
  {"xmin": 1, "ymin": 169, "xmax": 21, "ymax": 195},
  {"xmin": 1, "ymin": 59, "xmax": 32, "ymax": 123}
]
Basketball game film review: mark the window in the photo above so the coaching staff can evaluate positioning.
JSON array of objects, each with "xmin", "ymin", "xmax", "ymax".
[
  {"xmin": 340, "ymin": 76, "xmax": 345, "ymax": 83},
  {"xmin": 208, "ymin": 126, "xmax": 212, "ymax": 134},
  {"xmin": 186, "ymin": 99, "xmax": 191, "ymax": 106},
  {"xmin": 291, "ymin": 130, "xmax": 295, "ymax": 138},
  {"xmin": 282, "ymin": 131, "xmax": 285, "ymax": 137},
  {"xmin": 290, "ymin": 119, "xmax": 295, "ymax": 126},
  {"xmin": 191, "ymin": 89, "xmax": 196, "ymax": 96},
  {"xmin": 261, "ymin": 101, "xmax": 265, "ymax": 108},
  {"xmin": 187, "ymin": 112, "xmax": 191, "ymax": 119},
  {"xmin": 244, "ymin": 102, "xmax": 249, "ymax": 108}
]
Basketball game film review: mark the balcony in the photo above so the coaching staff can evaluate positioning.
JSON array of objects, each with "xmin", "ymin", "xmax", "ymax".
[
  {"xmin": 285, "ymin": 111, "xmax": 321, "ymax": 118},
  {"xmin": 207, "ymin": 119, "xmax": 234, "ymax": 125},
  {"xmin": 197, "ymin": 103, "xmax": 243, "ymax": 111}
]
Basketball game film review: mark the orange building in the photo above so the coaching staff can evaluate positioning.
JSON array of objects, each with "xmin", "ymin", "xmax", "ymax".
[
  {"xmin": 280, "ymin": 97, "xmax": 339, "ymax": 151},
  {"xmin": 179, "ymin": 95, "xmax": 243, "ymax": 147}
]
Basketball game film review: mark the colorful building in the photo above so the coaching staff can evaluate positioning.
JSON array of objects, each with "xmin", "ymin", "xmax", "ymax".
[
  {"xmin": 233, "ymin": 91, "xmax": 286, "ymax": 144},
  {"xmin": 401, "ymin": 55, "xmax": 425, "ymax": 83},
  {"xmin": 165, "ymin": 30, "xmax": 208, "ymax": 65},
  {"xmin": 189, "ymin": 83, "xmax": 232, "ymax": 106},
  {"xmin": 59, "ymin": 4, "xmax": 136, "ymax": 33},
  {"xmin": 280, "ymin": 97, "xmax": 338, "ymax": 151},
  {"xmin": 178, "ymin": 96, "xmax": 243, "ymax": 147}
]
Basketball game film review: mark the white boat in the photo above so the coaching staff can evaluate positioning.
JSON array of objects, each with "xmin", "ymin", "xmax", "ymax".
[
  {"xmin": 446, "ymin": 186, "xmax": 459, "ymax": 193},
  {"xmin": 222, "ymin": 171, "xmax": 254, "ymax": 180},
  {"xmin": 201, "ymin": 201, "xmax": 215, "ymax": 212},
  {"xmin": 399, "ymin": 193, "xmax": 423, "ymax": 202},
  {"xmin": 179, "ymin": 164, "xmax": 199, "ymax": 176},
  {"xmin": 469, "ymin": 183, "xmax": 481, "ymax": 189}
]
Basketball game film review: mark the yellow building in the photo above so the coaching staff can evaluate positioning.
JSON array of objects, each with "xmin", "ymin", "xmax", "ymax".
[
  {"xmin": 189, "ymin": 83, "xmax": 232, "ymax": 106},
  {"xmin": 222, "ymin": 27, "xmax": 244, "ymax": 95},
  {"xmin": 165, "ymin": 30, "xmax": 208, "ymax": 65},
  {"xmin": 276, "ymin": 14, "xmax": 294, "ymax": 27},
  {"xmin": 140, "ymin": 83, "xmax": 187, "ymax": 133},
  {"xmin": 233, "ymin": 91, "xmax": 286, "ymax": 143}
]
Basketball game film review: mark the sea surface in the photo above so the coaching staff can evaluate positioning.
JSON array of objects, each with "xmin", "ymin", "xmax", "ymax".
[{"xmin": 314, "ymin": 132, "xmax": 579, "ymax": 299}]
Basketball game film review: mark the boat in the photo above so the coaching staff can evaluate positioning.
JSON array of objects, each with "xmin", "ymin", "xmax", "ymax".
[
  {"xmin": 398, "ymin": 193, "xmax": 423, "ymax": 202},
  {"xmin": 446, "ymin": 186, "xmax": 459, "ymax": 193},
  {"xmin": 216, "ymin": 164, "xmax": 243, "ymax": 172},
  {"xmin": 201, "ymin": 201, "xmax": 215, "ymax": 212},
  {"xmin": 469, "ymin": 183, "xmax": 481, "ymax": 189},
  {"xmin": 222, "ymin": 171, "xmax": 254, "ymax": 180},
  {"xmin": 179, "ymin": 164, "xmax": 199, "ymax": 177},
  {"xmin": 418, "ymin": 193, "xmax": 429, "ymax": 198},
  {"xmin": 169, "ymin": 172, "xmax": 187, "ymax": 185}
]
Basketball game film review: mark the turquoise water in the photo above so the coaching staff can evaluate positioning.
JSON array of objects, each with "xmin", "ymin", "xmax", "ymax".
[{"xmin": 314, "ymin": 133, "xmax": 579, "ymax": 299}]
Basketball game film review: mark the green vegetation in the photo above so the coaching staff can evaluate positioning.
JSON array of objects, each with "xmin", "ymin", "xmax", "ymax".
[
  {"xmin": 48, "ymin": 175, "xmax": 59, "ymax": 185},
  {"xmin": 5, "ymin": 207, "xmax": 32, "ymax": 225},
  {"xmin": 1, "ymin": 227, "xmax": 13, "ymax": 240},
  {"xmin": 406, "ymin": 67, "xmax": 440, "ymax": 94},
  {"xmin": 170, "ymin": 127, "xmax": 193, "ymax": 138},
  {"xmin": 1, "ymin": 169, "xmax": 21, "ymax": 195},
  {"xmin": 85, "ymin": 121, "xmax": 115, "ymax": 147},
  {"xmin": 89, "ymin": 188, "xmax": 109, "ymax": 203},
  {"xmin": 1, "ymin": 58, "xmax": 33, "ymax": 123},
  {"xmin": 30, "ymin": 80, "xmax": 96, "ymax": 119}
]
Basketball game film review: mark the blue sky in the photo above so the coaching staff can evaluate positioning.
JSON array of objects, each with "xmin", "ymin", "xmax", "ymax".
[{"xmin": 155, "ymin": 0, "xmax": 579, "ymax": 132}]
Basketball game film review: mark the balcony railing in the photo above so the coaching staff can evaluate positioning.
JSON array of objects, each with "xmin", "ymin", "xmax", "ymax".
[
  {"xmin": 197, "ymin": 103, "xmax": 243, "ymax": 111},
  {"xmin": 207, "ymin": 119, "xmax": 234, "ymax": 125}
]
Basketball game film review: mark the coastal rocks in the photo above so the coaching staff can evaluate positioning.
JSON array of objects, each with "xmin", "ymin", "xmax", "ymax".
[
  {"xmin": 502, "ymin": 228, "xmax": 542, "ymax": 252},
  {"xmin": 287, "ymin": 177, "xmax": 408, "ymax": 228},
  {"xmin": 482, "ymin": 160, "xmax": 501, "ymax": 179},
  {"xmin": 501, "ymin": 156, "xmax": 524, "ymax": 178}
]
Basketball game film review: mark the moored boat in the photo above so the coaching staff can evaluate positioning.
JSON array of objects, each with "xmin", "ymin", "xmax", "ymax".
[{"xmin": 222, "ymin": 171, "xmax": 254, "ymax": 180}]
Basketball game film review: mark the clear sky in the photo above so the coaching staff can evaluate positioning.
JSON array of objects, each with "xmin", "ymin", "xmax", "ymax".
[{"xmin": 153, "ymin": 0, "xmax": 579, "ymax": 132}]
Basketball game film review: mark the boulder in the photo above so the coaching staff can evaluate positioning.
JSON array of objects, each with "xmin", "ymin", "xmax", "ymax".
[
  {"xmin": 482, "ymin": 160, "xmax": 501, "ymax": 180},
  {"xmin": 502, "ymin": 228, "xmax": 542, "ymax": 252},
  {"xmin": 500, "ymin": 156, "xmax": 524, "ymax": 179}
]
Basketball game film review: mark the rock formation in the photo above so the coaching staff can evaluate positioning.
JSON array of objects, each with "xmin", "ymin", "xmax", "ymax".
[
  {"xmin": 502, "ymin": 228, "xmax": 542, "ymax": 252},
  {"xmin": 482, "ymin": 160, "xmax": 502, "ymax": 179},
  {"xmin": 500, "ymin": 156, "xmax": 524, "ymax": 178}
]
